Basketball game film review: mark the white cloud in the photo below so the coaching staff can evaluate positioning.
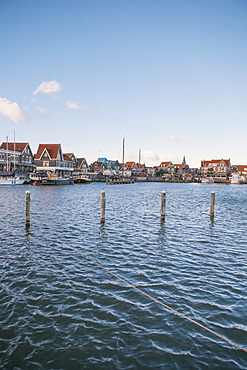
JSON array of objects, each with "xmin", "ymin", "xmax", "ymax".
[
  {"xmin": 66, "ymin": 100, "xmax": 88, "ymax": 110},
  {"xmin": 33, "ymin": 80, "xmax": 62, "ymax": 95},
  {"xmin": 0, "ymin": 98, "xmax": 29, "ymax": 123},
  {"xmin": 36, "ymin": 107, "xmax": 49, "ymax": 117},
  {"xmin": 66, "ymin": 100, "xmax": 81, "ymax": 110},
  {"xmin": 142, "ymin": 150, "xmax": 161, "ymax": 166},
  {"xmin": 141, "ymin": 150, "xmax": 181, "ymax": 166},
  {"xmin": 164, "ymin": 134, "xmax": 183, "ymax": 144}
]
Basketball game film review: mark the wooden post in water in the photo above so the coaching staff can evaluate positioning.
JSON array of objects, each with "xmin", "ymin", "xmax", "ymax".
[
  {"xmin": 210, "ymin": 191, "xmax": 215, "ymax": 217},
  {"xmin": 25, "ymin": 190, "xmax": 30, "ymax": 227},
  {"xmin": 160, "ymin": 191, "xmax": 166, "ymax": 220},
  {"xmin": 100, "ymin": 191, "xmax": 105, "ymax": 222}
]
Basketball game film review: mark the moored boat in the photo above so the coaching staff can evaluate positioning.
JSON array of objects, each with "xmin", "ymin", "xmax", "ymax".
[
  {"xmin": 0, "ymin": 173, "xmax": 25, "ymax": 185},
  {"xmin": 229, "ymin": 173, "xmax": 245, "ymax": 184},
  {"xmin": 31, "ymin": 172, "xmax": 74, "ymax": 185},
  {"xmin": 74, "ymin": 177, "xmax": 92, "ymax": 184},
  {"xmin": 32, "ymin": 177, "xmax": 74, "ymax": 185},
  {"xmin": 201, "ymin": 177, "xmax": 214, "ymax": 184},
  {"xmin": 0, "ymin": 176, "xmax": 25, "ymax": 185}
]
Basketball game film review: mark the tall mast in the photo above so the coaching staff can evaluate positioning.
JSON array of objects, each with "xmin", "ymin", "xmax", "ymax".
[
  {"xmin": 139, "ymin": 149, "xmax": 141, "ymax": 164},
  {"xmin": 122, "ymin": 137, "xmax": 125, "ymax": 164},
  {"xmin": 14, "ymin": 131, "xmax": 16, "ymax": 172},
  {"xmin": 122, "ymin": 137, "xmax": 125, "ymax": 178},
  {"xmin": 6, "ymin": 136, "xmax": 9, "ymax": 173}
]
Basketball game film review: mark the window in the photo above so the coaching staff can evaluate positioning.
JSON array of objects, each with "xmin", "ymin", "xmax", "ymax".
[{"xmin": 43, "ymin": 161, "xmax": 49, "ymax": 166}]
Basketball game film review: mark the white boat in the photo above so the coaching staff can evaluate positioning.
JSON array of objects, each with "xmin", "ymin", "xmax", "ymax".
[
  {"xmin": 229, "ymin": 173, "xmax": 245, "ymax": 184},
  {"xmin": 0, "ymin": 135, "xmax": 25, "ymax": 185},
  {"xmin": 31, "ymin": 175, "xmax": 74, "ymax": 185},
  {"xmin": 201, "ymin": 177, "xmax": 214, "ymax": 184},
  {"xmin": 0, "ymin": 175, "xmax": 25, "ymax": 185}
]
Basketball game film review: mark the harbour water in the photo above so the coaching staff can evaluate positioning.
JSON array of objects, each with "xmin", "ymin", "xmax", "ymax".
[{"xmin": 0, "ymin": 182, "xmax": 246, "ymax": 369}]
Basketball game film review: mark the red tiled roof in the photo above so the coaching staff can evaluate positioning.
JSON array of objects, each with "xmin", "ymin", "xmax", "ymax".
[
  {"xmin": 174, "ymin": 163, "xmax": 186, "ymax": 168},
  {"xmin": 35, "ymin": 144, "xmax": 61, "ymax": 159},
  {"xmin": 201, "ymin": 159, "xmax": 230, "ymax": 166},
  {"xmin": 63, "ymin": 153, "xmax": 73, "ymax": 157},
  {"xmin": 77, "ymin": 157, "xmax": 86, "ymax": 164},
  {"xmin": 93, "ymin": 161, "xmax": 104, "ymax": 166},
  {"xmin": 238, "ymin": 165, "xmax": 247, "ymax": 171},
  {"xmin": 126, "ymin": 161, "xmax": 135, "ymax": 167},
  {"xmin": 63, "ymin": 154, "xmax": 74, "ymax": 162},
  {"xmin": 159, "ymin": 161, "xmax": 171, "ymax": 167},
  {"xmin": 0, "ymin": 142, "xmax": 29, "ymax": 153}
]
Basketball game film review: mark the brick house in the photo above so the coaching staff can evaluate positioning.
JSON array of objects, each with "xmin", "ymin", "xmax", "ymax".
[
  {"xmin": 0, "ymin": 142, "xmax": 35, "ymax": 173},
  {"xmin": 200, "ymin": 159, "xmax": 231, "ymax": 179},
  {"xmin": 35, "ymin": 144, "xmax": 74, "ymax": 177}
]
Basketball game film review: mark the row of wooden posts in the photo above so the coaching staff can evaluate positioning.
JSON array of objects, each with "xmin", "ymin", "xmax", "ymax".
[
  {"xmin": 25, "ymin": 190, "xmax": 215, "ymax": 227},
  {"xmin": 100, "ymin": 191, "xmax": 216, "ymax": 222}
]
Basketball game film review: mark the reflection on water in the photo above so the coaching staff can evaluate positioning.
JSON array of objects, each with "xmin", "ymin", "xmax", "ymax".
[{"xmin": 0, "ymin": 183, "xmax": 246, "ymax": 369}]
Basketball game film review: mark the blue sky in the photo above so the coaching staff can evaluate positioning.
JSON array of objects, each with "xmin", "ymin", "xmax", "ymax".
[{"xmin": 0, "ymin": 0, "xmax": 246, "ymax": 167}]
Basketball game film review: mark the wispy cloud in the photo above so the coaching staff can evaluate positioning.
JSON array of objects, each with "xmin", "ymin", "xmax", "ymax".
[
  {"xmin": 0, "ymin": 98, "xmax": 29, "ymax": 123},
  {"xmin": 36, "ymin": 107, "xmax": 49, "ymax": 117},
  {"xmin": 142, "ymin": 150, "xmax": 161, "ymax": 165},
  {"xmin": 164, "ymin": 134, "xmax": 183, "ymax": 144},
  {"xmin": 33, "ymin": 80, "xmax": 62, "ymax": 95},
  {"xmin": 141, "ymin": 150, "xmax": 181, "ymax": 166},
  {"xmin": 66, "ymin": 100, "xmax": 88, "ymax": 110},
  {"xmin": 66, "ymin": 100, "xmax": 80, "ymax": 110}
]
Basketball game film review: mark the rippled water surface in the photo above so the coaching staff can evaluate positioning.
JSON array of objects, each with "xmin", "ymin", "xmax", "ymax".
[{"xmin": 0, "ymin": 182, "xmax": 246, "ymax": 369}]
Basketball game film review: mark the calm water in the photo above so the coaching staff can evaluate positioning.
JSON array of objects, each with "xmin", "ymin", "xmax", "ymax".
[{"xmin": 0, "ymin": 182, "xmax": 246, "ymax": 369}]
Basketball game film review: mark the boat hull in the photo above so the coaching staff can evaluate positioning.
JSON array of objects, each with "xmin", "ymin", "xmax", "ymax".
[
  {"xmin": 0, "ymin": 177, "xmax": 25, "ymax": 185},
  {"xmin": 74, "ymin": 177, "xmax": 92, "ymax": 184},
  {"xmin": 32, "ymin": 177, "xmax": 74, "ymax": 185},
  {"xmin": 201, "ymin": 177, "xmax": 214, "ymax": 184}
]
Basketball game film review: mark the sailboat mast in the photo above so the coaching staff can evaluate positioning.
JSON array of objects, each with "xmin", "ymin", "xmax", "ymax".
[
  {"xmin": 122, "ymin": 137, "xmax": 125, "ymax": 178},
  {"xmin": 139, "ymin": 149, "xmax": 141, "ymax": 164},
  {"xmin": 14, "ymin": 131, "xmax": 16, "ymax": 172},
  {"xmin": 6, "ymin": 136, "xmax": 9, "ymax": 173},
  {"xmin": 122, "ymin": 137, "xmax": 125, "ymax": 164}
]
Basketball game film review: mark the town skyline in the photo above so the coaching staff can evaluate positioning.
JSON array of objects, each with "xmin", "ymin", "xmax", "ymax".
[
  {"xmin": 0, "ymin": 1, "xmax": 247, "ymax": 168},
  {"xmin": 0, "ymin": 137, "xmax": 242, "ymax": 170}
]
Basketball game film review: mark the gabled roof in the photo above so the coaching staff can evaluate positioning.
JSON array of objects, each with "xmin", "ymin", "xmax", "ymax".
[
  {"xmin": 201, "ymin": 159, "xmax": 230, "ymax": 167},
  {"xmin": 136, "ymin": 163, "xmax": 145, "ymax": 169},
  {"xmin": 63, "ymin": 154, "xmax": 74, "ymax": 162},
  {"xmin": 174, "ymin": 163, "xmax": 186, "ymax": 168},
  {"xmin": 76, "ymin": 157, "xmax": 87, "ymax": 166},
  {"xmin": 238, "ymin": 165, "xmax": 247, "ymax": 171},
  {"xmin": 35, "ymin": 144, "xmax": 61, "ymax": 160},
  {"xmin": 159, "ymin": 161, "xmax": 172, "ymax": 167},
  {"xmin": 126, "ymin": 161, "xmax": 136, "ymax": 168},
  {"xmin": 63, "ymin": 153, "xmax": 74, "ymax": 157},
  {"xmin": 92, "ymin": 161, "xmax": 104, "ymax": 167},
  {"xmin": 0, "ymin": 142, "xmax": 30, "ymax": 153}
]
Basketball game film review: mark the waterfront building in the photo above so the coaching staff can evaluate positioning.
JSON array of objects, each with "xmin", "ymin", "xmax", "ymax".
[
  {"xmin": 0, "ymin": 142, "xmax": 35, "ymax": 173},
  {"xmin": 119, "ymin": 163, "xmax": 132, "ymax": 177},
  {"xmin": 35, "ymin": 144, "xmax": 74, "ymax": 177},
  {"xmin": 89, "ymin": 161, "xmax": 105, "ymax": 176},
  {"xmin": 200, "ymin": 159, "xmax": 231, "ymax": 181},
  {"xmin": 154, "ymin": 161, "xmax": 175, "ymax": 180},
  {"xmin": 74, "ymin": 158, "xmax": 89, "ymax": 175},
  {"xmin": 63, "ymin": 153, "xmax": 78, "ymax": 168},
  {"xmin": 237, "ymin": 165, "xmax": 247, "ymax": 180}
]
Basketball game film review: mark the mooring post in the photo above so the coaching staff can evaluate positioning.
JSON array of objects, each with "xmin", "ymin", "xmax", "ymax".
[
  {"xmin": 100, "ymin": 190, "xmax": 105, "ymax": 222},
  {"xmin": 160, "ymin": 191, "xmax": 166, "ymax": 220},
  {"xmin": 25, "ymin": 190, "xmax": 30, "ymax": 227},
  {"xmin": 210, "ymin": 191, "xmax": 215, "ymax": 217}
]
